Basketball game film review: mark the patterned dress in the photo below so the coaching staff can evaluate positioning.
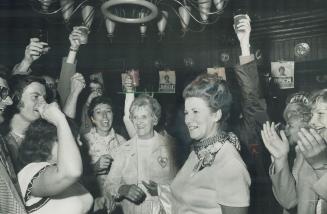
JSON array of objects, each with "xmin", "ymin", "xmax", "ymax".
[{"xmin": 84, "ymin": 127, "xmax": 126, "ymax": 194}]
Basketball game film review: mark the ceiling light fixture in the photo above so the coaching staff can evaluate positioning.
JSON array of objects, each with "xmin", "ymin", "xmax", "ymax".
[{"xmin": 30, "ymin": 0, "xmax": 229, "ymax": 39}]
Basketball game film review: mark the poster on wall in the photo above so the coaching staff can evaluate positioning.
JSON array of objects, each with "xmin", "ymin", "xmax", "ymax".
[
  {"xmin": 271, "ymin": 61, "xmax": 294, "ymax": 89},
  {"xmin": 207, "ymin": 67, "xmax": 226, "ymax": 80},
  {"xmin": 158, "ymin": 70, "xmax": 176, "ymax": 93}
]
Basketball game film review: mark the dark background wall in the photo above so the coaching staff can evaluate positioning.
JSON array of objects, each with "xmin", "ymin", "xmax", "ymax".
[{"xmin": 0, "ymin": 0, "xmax": 327, "ymax": 124}]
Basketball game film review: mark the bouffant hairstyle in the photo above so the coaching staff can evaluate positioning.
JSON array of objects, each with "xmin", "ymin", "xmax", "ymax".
[
  {"xmin": 19, "ymin": 119, "xmax": 57, "ymax": 167},
  {"xmin": 129, "ymin": 94, "xmax": 161, "ymax": 122},
  {"xmin": 182, "ymin": 73, "xmax": 232, "ymax": 123},
  {"xmin": 87, "ymin": 96, "xmax": 114, "ymax": 119}
]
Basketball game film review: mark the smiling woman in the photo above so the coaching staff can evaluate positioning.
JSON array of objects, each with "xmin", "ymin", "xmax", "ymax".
[
  {"xmin": 103, "ymin": 94, "xmax": 177, "ymax": 214},
  {"xmin": 157, "ymin": 73, "xmax": 250, "ymax": 214},
  {"xmin": 83, "ymin": 95, "xmax": 126, "ymax": 212}
]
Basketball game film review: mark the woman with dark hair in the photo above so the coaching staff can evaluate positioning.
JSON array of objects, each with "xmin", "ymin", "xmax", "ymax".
[
  {"xmin": 18, "ymin": 102, "xmax": 93, "ymax": 214},
  {"xmin": 83, "ymin": 96, "xmax": 126, "ymax": 212}
]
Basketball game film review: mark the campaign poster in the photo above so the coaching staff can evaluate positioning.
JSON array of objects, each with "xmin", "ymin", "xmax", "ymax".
[
  {"xmin": 159, "ymin": 70, "xmax": 176, "ymax": 93},
  {"xmin": 271, "ymin": 61, "xmax": 295, "ymax": 89}
]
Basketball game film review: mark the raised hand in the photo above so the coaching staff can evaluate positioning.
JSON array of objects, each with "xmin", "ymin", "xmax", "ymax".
[
  {"xmin": 234, "ymin": 15, "xmax": 251, "ymax": 45},
  {"xmin": 94, "ymin": 154, "xmax": 113, "ymax": 173},
  {"xmin": 298, "ymin": 128, "xmax": 327, "ymax": 170},
  {"xmin": 24, "ymin": 38, "xmax": 50, "ymax": 64},
  {"xmin": 124, "ymin": 74, "xmax": 134, "ymax": 93},
  {"xmin": 118, "ymin": 184, "xmax": 146, "ymax": 204},
  {"xmin": 69, "ymin": 28, "xmax": 83, "ymax": 50},
  {"xmin": 86, "ymin": 91, "xmax": 101, "ymax": 106},
  {"xmin": 261, "ymin": 121, "xmax": 290, "ymax": 161},
  {"xmin": 142, "ymin": 180, "xmax": 158, "ymax": 196},
  {"xmin": 70, "ymin": 73, "xmax": 85, "ymax": 95}
]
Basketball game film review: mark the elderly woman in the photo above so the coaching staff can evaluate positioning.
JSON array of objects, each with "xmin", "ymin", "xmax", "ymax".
[
  {"xmin": 17, "ymin": 102, "xmax": 93, "ymax": 214},
  {"xmin": 83, "ymin": 96, "xmax": 126, "ymax": 211},
  {"xmin": 104, "ymin": 94, "xmax": 177, "ymax": 214},
  {"xmin": 157, "ymin": 74, "xmax": 250, "ymax": 214},
  {"xmin": 261, "ymin": 90, "xmax": 327, "ymax": 214}
]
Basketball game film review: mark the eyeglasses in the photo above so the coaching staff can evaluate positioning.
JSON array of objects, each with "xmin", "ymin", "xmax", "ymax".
[{"xmin": 0, "ymin": 86, "xmax": 9, "ymax": 101}]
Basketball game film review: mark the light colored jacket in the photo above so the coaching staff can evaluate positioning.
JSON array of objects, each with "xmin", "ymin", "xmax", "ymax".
[
  {"xmin": 104, "ymin": 131, "xmax": 177, "ymax": 214},
  {"xmin": 270, "ymin": 147, "xmax": 327, "ymax": 214}
]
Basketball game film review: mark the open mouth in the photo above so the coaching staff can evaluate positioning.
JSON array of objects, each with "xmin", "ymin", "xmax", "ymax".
[
  {"xmin": 187, "ymin": 125, "xmax": 198, "ymax": 131},
  {"xmin": 136, "ymin": 126, "xmax": 145, "ymax": 130}
]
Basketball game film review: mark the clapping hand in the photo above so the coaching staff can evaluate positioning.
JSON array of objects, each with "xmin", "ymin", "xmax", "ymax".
[
  {"xmin": 261, "ymin": 121, "xmax": 290, "ymax": 162},
  {"xmin": 298, "ymin": 128, "xmax": 327, "ymax": 170}
]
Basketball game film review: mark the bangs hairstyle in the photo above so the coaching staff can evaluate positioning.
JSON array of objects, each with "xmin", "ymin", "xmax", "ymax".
[
  {"xmin": 19, "ymin": 119, "xmax": 57, "ymax": 167},
  {"xmin": 183, "ymin": 74, "xmax": 232, "ymax": 122},
  {"xmin": 310, "ymin": 89, "xmax": 327, "ymax": 108},
  {"xmin": 129, "ymin": 94, "xmax": 161, "ymax": 121},
  {"xmin": 88, "ymin": 96, "xmax": 113, "ymax": 119}
]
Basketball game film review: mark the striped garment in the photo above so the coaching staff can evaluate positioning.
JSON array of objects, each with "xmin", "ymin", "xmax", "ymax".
[{"xmin": 0, "ymin": 135, "xmax": 27, "ymax": 214}]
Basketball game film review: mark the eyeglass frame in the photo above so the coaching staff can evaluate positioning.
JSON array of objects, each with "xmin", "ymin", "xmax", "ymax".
[{"xmin": 0, "ymin": 86, "xmax": 10, "ymax": 101}]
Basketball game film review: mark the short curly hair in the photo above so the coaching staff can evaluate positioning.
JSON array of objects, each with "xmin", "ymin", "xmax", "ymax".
[
  {"xmin": 18, "ymin": 119, "xmax": 57, "ymax": 167},
  {"xmin": 182, "ymin": 73, "xmax": 232, "ymax": 123},
  {"xmin": 87, "ymin": 96, "xmax": 113, "ymax": 119},
  {"xmin": 129, "ymin": 94, "xmax": 161, "ymax": 121}
]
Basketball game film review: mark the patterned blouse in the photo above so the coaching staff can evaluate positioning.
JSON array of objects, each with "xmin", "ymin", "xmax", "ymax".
[{"xmin": 83, "ymin": 127, "xmax": 126, "ymax": 195}]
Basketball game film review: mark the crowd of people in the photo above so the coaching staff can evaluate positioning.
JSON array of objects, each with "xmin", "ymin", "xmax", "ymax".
[{"xmin": 0, "ymin": 14, "xmax": 326, "ymax": 214}]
